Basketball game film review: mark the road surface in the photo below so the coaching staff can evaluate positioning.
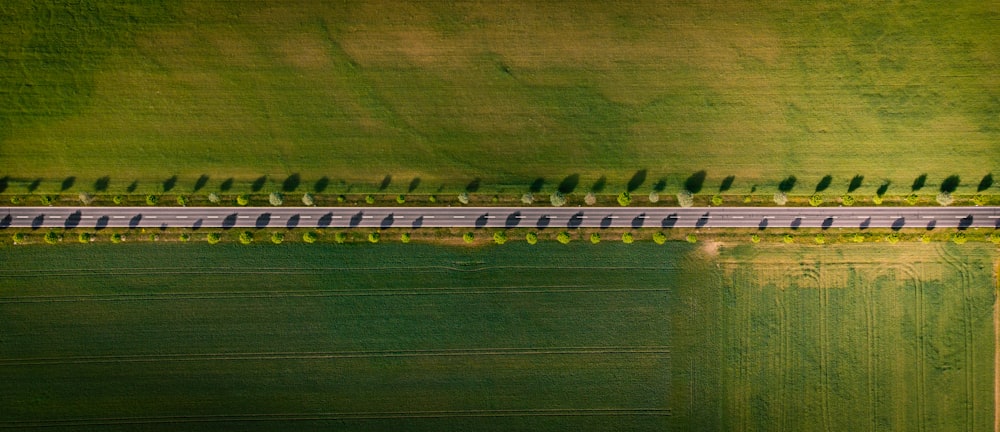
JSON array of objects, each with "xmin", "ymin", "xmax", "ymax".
[{"xmin": 2, "ymin": 206, "xmax": 998, "ymax": 230}]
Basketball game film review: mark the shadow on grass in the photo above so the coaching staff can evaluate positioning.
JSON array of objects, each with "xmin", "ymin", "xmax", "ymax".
[
  {"xmin": 0, "ymin": 176, "xmax": 7, "ymax": 194},
  {"xmin": 558, "ymin": 174, "xmax": 579, "ymax": 194},
  {"xmin": 940, "ymin": 175, "xmax": 960, "ymax": 193},
  {"xmin": 778, "ymin": 176, "xmax": 796, "ymax": 192},
  {"xmin": 94, "ymin": 176, "xmax": 110, "ymax": 192},
  {"xmin": 163, "ymin": 176, "xmax": 177, "ymax": 192},
  {"xmin": 877, "ymin": 181, "xmax": 890, "ymax": 197},
  {"xmin": 314, "ymin": 177, "xmax": 330, "ymax": 193},
  {"xmin": 282, "ymin": 174, "xmax": 300, "ymax": 192},
  {"xmin": 815, "ymin": 175, "xmax": 832, "ymax": 193},
  {"xmin": 61, "ymin": 176, "xmax": 75, "ymax": 191},
  {"xmin": 684, "ymin": 171, "xmax": 706, "ymax": 194},
  {"xmin": 719, "ymin": 175, "xmax": 735, "ymax": 192},
  {"xmin": 911, "ymin": 174, "xmax": 927, "ymax": 191},
  {"xmin": 590, "ymin": 176, "xmax": 606, "ymax": 193},
  {"xmin": 408, "ymin": 177, "xmax": 421, "ymax": 193},
  {"xmin": 978, "ymin": 174, "xmax": 994, "ymax": 192},
  {"xmin": 529, "ymin": 178, "xmax": 545, "ymax": 193},
  {"xmin": 251, "ymin": 176, "xmax": 267, "ymax": 192},
  {"xmin": 194, "ymin": 175, "xmax": 209, "ymax": 192},
  {"xmin": 848, "ymin": 175, "xmax": 864, "ymax": 192},
  {"xmin": 28, "ymin": 179, "xmax": 41, "ymax": 192},
  {"xmin": 220, "ymin": 178, "xmax": 234, "ymax": 192},
  {"xmin": 466, "ymin": 178, "xmax": 480, "ymax": 193},
  {"xmin": 127, "ymin": 181, "xmax": 138, "ymax": 193},
  {"xmin": 627, "ymin": 169, "xmax": 647, "ymax": 192}
]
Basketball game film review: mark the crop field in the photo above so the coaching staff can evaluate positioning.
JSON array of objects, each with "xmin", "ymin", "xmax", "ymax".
[
  {"xmin": 1, "ymin": 1, "xmax": 998, "ymax": 195},
  {"xmin": 1, "ymin": 241, "xmax": 995, "ymax": 431}
]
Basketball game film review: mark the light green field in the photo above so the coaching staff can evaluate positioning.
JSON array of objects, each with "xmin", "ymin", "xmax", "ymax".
[
  {"xmin": 1, "ymin": 1, "xmax": 997, "ymax": 195},
  {"xmin": 0, "ymin": 241, "xmax": 995, "ymax": 430}
]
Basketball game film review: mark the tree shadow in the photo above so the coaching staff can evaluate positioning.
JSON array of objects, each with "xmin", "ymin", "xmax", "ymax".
[
  {"xmin": 684, "ymin": 170, "xmax": 707, "ymax": 193},
  {"xmin": 251, "ymin": 176, "xmax": 267, "ymax": 192},
  {"xmin": 821, "ymin": 217, "xmax": 834, "ymax": 230},
  {"xmin": 558, "ymin": 174, "xmax": 580, "ymax": 194},
  {"xmin": 61, "ymin": 176, "xmax": 76, "ymax": 191},
  {"xmin": 652, "ymin": 179, "xmax": 667, "ymax": 192},
  {"xmin": 627, "ymin": 169, "xmax": 647, "ymax": 192},
  {"xmin": 94, "ymin": 176, "xmax": 110, "ymax": 192},
  {"xmin": 815, "ymin": 175, "xmax": 832, "ymax": 193},
  {"xmin": 314, "ymin": 177, "xmax": 330, "ymax": 193},
  {"xmin": 632, "ymin": 214, "xmax": 646, "ymax": 229},
  {"xmin": 412, "ymin": 216, "xmax": 424, "ymax": 229},
  {"xmin": 892, "ymin": 217, "xmax": 905, "ymax": 231},
  {"xmin": 286, "ymin": 214, "xmax": 300, "ymax": 229},
  {"xmin": 696, "ymin": 213, "xmax": 710, "ymax": 228},
  {"xmin": 129, "ymin": 214, "xmax": 142, "ymax": 229},
  {"xmin": 758, "ymin": 218, "xmax": 768, "ymax": 230},
  {"xmin": 876, "ymin": 182, "xmax": 890, "ymax": 197},
  {"xmin": 64, "ymin": 211, "xmax": 82, "ymax": 229},
  {"xmin": 475, "ymin": 214, "xmax": 488, "ymax": 228},
  {"xmin": 940, "ymin": 175, "xmax": 960, "ymax": 193},
  {"xmin": 381, "ymin": 214, "xmax": 395, "ymax": 229},
  {"xmin": 859, "ymin": 217, "xmax": 871, "ymax": 230},
  {"xmin": 926, "ymin": 219, "xmax": 936, "ymax": 230},
  {"xmin": 568, "ymin": 212, "xmax": 584, "ymax": 229},
  {"xmin": 719, "ymin": 175, "xmax": 735, "ymax": 192},
  {"xmin": 505, "ymin": 212, "xmax": 521, "ymax": 228},
  {"xmin": 0, "ymin": 214, "xmax": 11, "ymax": 228},
  {"xmin": 127, "ymin": 181, "xmax": 138, "ymax": 193},
  {"xmin": 911, "ymin": 174, "xmax": 927, "ymax": 191},
  {"xmin": 958, "ymin": 215, "xmax": 973, "ymax": 230},
  {"xmin": 95, "ymin": 216, "xmax": 108, "ymax": 230},
  {"xmin": 978, "ymin": 174, "xmax": 994, "ymax": 192},
  {"xmin": 600, "ymin": 216, "xmax": 613, "ymax": 229},
  {"xmin": 790, "ymin": 217, "xmax": 802, "ymax": 230},
  {"xmin": 848, "ymin": 175, "xmax": 864, "ymax": 192},
  {"xmin": 317, "ymin": 213, "xmax": 333, "ymax": 228},
  {"xmin": 590, "ymin": 176, "xmax": 606, "ymax": 193},
  {"xmin": 661, "ymin": 214, "xmax": 678, "ymax": 229},
  {"xmin": 220, "ymin": 178, "xmax": 234, "ymax": 192},
  {"xmin": 163, "ymin": 176, "xmax": 178, "ymax": 192},
  {"xmin": 28, "ymin": 179, "xmax": 41, "ymax": 192},
  {"xmin": 408, "ymin": 177, "xmax": 421, "ymax": 193},
  {"xmin": 255, "ymin": 213, "xmax": 271, "ymax": 228},
  {"xmin": 536, "ymin": 215, "xmax": 550, "ymax": 229},
  {"xmin": 282, "ymin": 173, "xmax": 300, "ymax": 192},
  {"xmin": 466, "ymin": 178, "xmax": 481, "ymax": 193},
  {"xmin": 349, "ymin": 212, "xmax": 363, "ymax": 227},
  {"xmin": 194, "ymin": 175, "xmax": 209, "ymax": 192},
  {"xmin": 192, "ymin": 219, "xmax": 203, "ymax": 230},
  {"xmin": 222, "ymin": 213, "xmax": 237, "ymax": 229},
  {"xmin": 530, "ymin": 178, "xmax": 545, "ymax": 193},
  {"xmin": 0, "ymin": 176, "xmax": 7, "ymax": 194},
  {"xmin": 31, "ymin": 215, "xmax": 44, "ymax": 230},
  {"xmin": 378, "ymin": 175, "xmax": 392, "ymax": 191},
  {"xmin": 778, "ymin": 176, "xmax": 797, "ymax": 192}
]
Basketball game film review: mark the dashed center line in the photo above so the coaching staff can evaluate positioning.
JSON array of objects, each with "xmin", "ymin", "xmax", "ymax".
[{"xmin": 176, "ymin": 216, "xmax": 187, "ymax": 219}]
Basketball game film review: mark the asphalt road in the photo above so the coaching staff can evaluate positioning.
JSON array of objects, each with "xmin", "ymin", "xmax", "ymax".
[{"xmin": 2, "ymin": 206, "xmax": 999, "ymax": 231}]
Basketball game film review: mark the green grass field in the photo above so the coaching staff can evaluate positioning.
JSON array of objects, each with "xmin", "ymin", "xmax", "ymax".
[
  {"xmin": 1, "ymin": 1, "xmax": 997, "ymax": 195},
  {"xmin": 1, "ymin": 241, "xmax": 994, "ymax": 430}
]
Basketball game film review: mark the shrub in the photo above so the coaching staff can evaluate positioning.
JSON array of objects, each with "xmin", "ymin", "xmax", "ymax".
[
  {"xmin": 685, "ymin": 233, "xmax": 697, "ymax": 244},
  {"xmin": 79, "ymin": 192, "xmax": 94, "ymax": 205},
  {"xmin": 617, "ymin": 192, "xmax": 632, "ymax": 207},
  {"xmin": 590, "ymin": 233, "xmax": 601, "ymax": 244},
  {"xmin": 920, "ymin": 234, "xmax": 931, "ymax": 244},
  {"xmin": 905, "ymin": 193, "xmax": 919, "ymax": 205},
  {"xmin": 841, "ymin": 194, "xmax": 855, "ymax": 206},
  {"xmin": 550, "ymin": 191, "xmax": 566, "ymax": 207},
  {"xmin": 676, "ymin": 191, "xmax": 694, "ymax": 207},
  {"xmin": 772, "ymin": 192, "xmax": 787, "ymax": 205},
  {"xmin": 301, "ymin": 193, "xmax": 314, "ymax": 206},
  {"xmin": 428, "ymin": 195, "xmax": 437, "ymax": 203},
  {"xmin": 177, "ymin": 195, "xmax": 188, "ymax": 206},
  {"xmin": 783, "ymin": 234, "xmax": 794, "ymax": 244},
  {"xmin": 111, "ymin": 233, "xmax": 124, "ymax": 244},
  {"xmin": 988, "ymin": 232, "xmax": 1000, "ymax": 244},
  {"xmin": 950, "ymin": 232, "xmax": 967, "ymax": 244},
  {"xmin": 886, "ymin": 232, "xmax": 901, "ymax": 244},
  {"xmin": 365, "ymin": 194, "xmax": 375, "ymax": 204},
  {"xmin": 648, "ymin": 191, "xmax": 660, "ymax": 203},
  {"xmin": 809, "ymin": 194, "xmax": 823, "ymax": 206},
  {"xmin": 237, "ymin": 194, "xmax": 250, "ymax": 206},
  {"xmin": 556, "ymin": 231, "xmax": 572, "ymax": 244},
  {"xmin": 457, "ymin": 192, "xmax": 470, "ymax": 204},
  {"xmin": 208, "ymin": 192, "xmax": 221, "ymax": 204},
  {"xmin": 521, "ymin": 193, "xmax": 534, "ymax": 205},
  {"xmin": 743, "ymin": 194, "xmax": 753, "ymax": 203},
  {"xmin": 851, "ymin": 232, "xmax": 866, "ymax": 243},
  {"xmin": 973, "ymin": 194, "xmax": 988, "ymax": 206},
  {"xmin": 936, "ymin": 192, "xmax": 953, "ymax": 206},
  {"xmin": 872, "ymin": 194, "xmax": 883, "ymax": 205},
  {"xmin": 12, "ymin": 233, "xmax": 26, "ymax": 244},
  {"xmin": 337, "ymin": 195, "xmax": 346, "ymax": 203},
  {"xmin": 652, "ymin": 231, "xmax": 667, "ymax": 245},
  {"xmin": 622, "ymin": 232, "xmax": 634, "ymax": 244},
  {"xmin": 814, "ymin": 234, "xmax": 825, "ymax": 244},
  {"xmin": 302, "ymin": 231, "xmax": 318, "ymax": 243},
  {"xmin": 492, "ymin": 231, "xmax": 507, "ymax": 245},
  {"xmin": 750, "ymin": 233, "xmax": 761, "ymax": 243},
  {"xmin": 148, "ymin": 233, "xmax": 159, "ymax": 242},
  {"xmin": 526, "ymin": 232, "xmax": 538, "ymax": 245},
  {"xmin": 78, "ymin": 232, "xmax": 92, "ymax": 243},
  {"xmin": 179, "ymin": 233, "xmax": 191, "ymax": 242},
  {"xmin": 10, "ymin": 196, "xmax": 21, "ymax": 204},
  {"xmin": 711, "ymin": 195, "xmax": 723, "ymax": 206},
  {"xmin": 269, "ymin": 232, "xmax": 283, "ymax": 244},
  {"xmin": 491, "ymin": 195, "xmax": 499, "ymax": 203},
  {"xmin": 396, "ymin": 194, "xmax": 406, "ymax": 204},
  {"xmin": 206, "ymin": 233, "xmax": 221, "ymax": 244},
  {"xmin": 463, "ymin": 232, "xmax": 475, "ymax": 243},
  {"xmin": 112, "ymin": 195, "xmax": 124, "ymax": 205},
  {"xmin": 40, "ymin": 195, "xmax": 54, "ymax": 205},
  {"xmin": 584, "ymin": 192, "xmax": 597, "ymax": 205},
  {"xmin": 238, "ymin": 231, "xmax": 254, "ymax": 245},
  {"xmin": 145, "ymin": 195, "xmax": 159, "ymax": 206},
  {"xmin": 43, "ymin": 231, "xmax": 60, "ymax": 244},
  {"xmin": 334, "ymin": 232, "xmax": 347, "ymax": 244},
  {"xmin": 401, "ymin": 233, "xmax": 412, "ymax": 243},
  {"xmin": 267, "ymin": 192, "xmax": 282, "ymax": 206},
  {"xmin": 368, "ymin": 232, "xmax": 380, "ymax": 243}
]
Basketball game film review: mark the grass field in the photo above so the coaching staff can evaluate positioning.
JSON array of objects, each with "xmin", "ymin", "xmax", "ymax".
[
  {"xmin": 1, "ymin": 1, "xmax": 997, "ymax": 195},
  {"xmin": 1, "ymin": 241, "xmax": 995, "ymax": 430}
]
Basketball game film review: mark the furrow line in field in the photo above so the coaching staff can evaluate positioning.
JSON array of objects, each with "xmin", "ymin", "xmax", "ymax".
[
  {"xmin": 0, "ymin": 408, "xmax": 673, "ymax": 428},
  {"xmin": 777, "ymin": 293, "xmax": 788, "ymax": 431},
  {"xmin": 865, "ymin": 268, "xmax": 878, "ymax": 432},
  {"xmin": 0, "ymin": 264, "xmax": 681, "ymax": 276},
  {"xmin": 820, "ymin": 267, "xmax": 832, "ymax": 432},
  {"xmin": 937, "ymin": 246, "xmax": 975, "ymax": 432}
]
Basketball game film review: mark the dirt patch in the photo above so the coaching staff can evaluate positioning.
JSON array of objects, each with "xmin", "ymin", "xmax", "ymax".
[{"xmin": 701, "ymin": 240, "xmax": 722, "ymax": 257}]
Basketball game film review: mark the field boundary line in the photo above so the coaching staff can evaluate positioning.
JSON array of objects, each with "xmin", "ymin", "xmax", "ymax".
[{"xmin": 0, "ymin": 264, "xmax": 682, "ymax": 277}]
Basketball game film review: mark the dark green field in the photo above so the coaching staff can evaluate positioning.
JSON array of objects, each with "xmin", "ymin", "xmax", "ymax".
[
  {"xmin": 1, "ymin": 1, "xmax": 997, "ymax": 195},
  {"xmin": 1, "ymin": 241, "xmax": 994, "ymax": 431}
]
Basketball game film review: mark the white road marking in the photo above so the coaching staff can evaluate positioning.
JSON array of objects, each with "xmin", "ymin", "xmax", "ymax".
[
  {"xmin": 16, "ymin": 216, "xmax": 28, "ymax": 219},
  {"xmin": 989, "ymin": 216, "xmax": 1000, "ymax": 219},
  {"xmin": 176, "ymin": 216, "xmax": 187, "ymax": 219},
  {"xmin": 424, "ymin": 216, "xmax": 435, "ymax": 219},
  {"xmin": 362, "ymin": 215, "xmax": 373, "ymax": 219},
  {"xmin": 513, "ymin": 215, "xmax": 523, "ymax": 219},
  {"xmin": 607, "ymin": 216, "xmax": 619, "ymax": 219},
  {"xmin": 238, "ymin": 216, "xmax": 249, "ymax": 219},
  {"xmin": 272, "ymin": 216, "xmax": 280, "ymax": 219},
  {"xmin": 332, "ymin": 216, "xmax": 342, "ymax": 219},
  {"xmin": 922, "ymin": 216, "xmax": 935, "ymax": 219},
  {"xmin": 730, "ymin": 216, "xmax": 744, "ymax": 219},
  {"xmin": 147, "ymin": 216, "xmax": 157, "ymax": 219},
  {"xmin": 301, "ymin": 216, "xmax": 311, "ymax": 219},
  {"xmin": 82, "ymin": 216, "xmax": 93, "ymax": 219},
  {"xmin": 113, "ymin": 216, "xmax": 125, "ymax": 219},
  {"xmin": 453, "ymin": 215, "xmax": 465, "ymax": 219},
  {"xmin": 207, "ymin": 216, "xmax": 218, "ymax": 219},
  {"xmin": 50, "ymin": 216, "xmax": 61, "ymax": 219},
  {"xmin": 484, "ymin": 215, "xmax": 495, "ymax": 218}
]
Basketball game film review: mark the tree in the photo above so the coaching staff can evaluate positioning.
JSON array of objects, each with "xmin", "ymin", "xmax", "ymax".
[
  {"xmin": 676, "ymin": 191, "xmax": 694, "ymax": 207},
  {"xmin": 365, "ymin": 194, "xmax": 375, "ymax": 204},
  {"xmin": 236, "ymin": 194, "xmax": 250, "ymax": 206},
  {"xmin": 872, "ymin": 194, "xmax": 883, "ymax": 205},
  {"xmin": 10, "ymin": 196, "xmax": 22, "ymax": 204},
  {"xmin": 239, "ymin": 231, "xmax": 254, "ymax": 245},
  {"xmin": 301, "ymin": 193, "xmax": 314, "ymax": 206},
  {"xmin": 145, "ymin": 194, "xmax": 159, "ymax": 206},
  {"xmin": 783, "ymin": 234, "xmax": 794, "ymax": 244},
  {"xmin": 208, "ymin": 192, "xmax": 221, "ymax": 204},
  {"xmin": 302, "ymin": 231, "xmax": 318, "ymax": 243},
  {"xmin": 814, "ymin": 234, "xmax": 825, "ymax": 244},
  {"xmin": 950, "ymin": 232, "xmax": 967, "ymax": 244},
  {"xmin": 179, "ymin": 233, "xmax": 191, "ymax": 242},
  {"xmin": 590, "ymin": 233, "xmax": 601, "ymax": 244},
  {"xmin": 685, "ymin": 233, "xmax": 697, "ymax": 243},
  {"xmin": 40, "ymin": 195, "xmax": 54, "ymax": 205},
  {"xmin": 463, "ymin": 232, "xmax": 475, "ymax": 243},
  {"xmin": 622, "ymin": 232, "xmax": 634, "ymax": 244},
  {"xmin": 521, "ymin": 193, "xmax": 534, "ymax": 205},
  {"xmin": 206, "ymin": 233, "xmax": 221, "ymax": 244},
  {"xmin": 493, "ymin": 231, "xmax": 507, "ymax": 245},
  {"xmin": 269, "ymin": 192, "xmax": 283, "ymax": 206},
  {"xmin": 617, "ymin": 191, "xmax": 631, "ymax": 207},
  {"xmin": 335, "ymin": 232, "xmax": 347, "ymax": 243},
  {"xmin": 401, "ymin": 232, "xmax": 412, "ymax": 243},
  {"xmin": 772, "ymin": 192, "xmax": 787, "ymax": 205},
  {"xmin": 743, "ymin": 194, "xmax": 753, "ymax": 203},
  {"xmin": 113, "ymin": 195, "xmax": 124, "ymax": 205},
  {"xmin": 177, "ymin": 195, "xmax": 188, "ymax": 206},
  {"xmin": 809, "ymin": 194, "xmax": 823, "ymax": 206},
  {"xmin": 12, "ymin": 232, "xmax": 26, "ymax": 244},
  {"xmin": 840, "ymin": 194, "xmax": 855, "ymax": 206},
  {"xmin": 905, "ymin": 193, "xmax": 919, "ymax": 205},
  {"xmin": 337, "ymin": 195, "xmax": 347, "ymax": 203},
  {"xmin": 936, "ymin": 192, "xmax": 953, "ymax": 206},
  {"xmin": 584, "ymin": 192, "xmax": 597, "ymax": 205},
  {"xmin": 368, "ymin": 231, "xmax": 380, "ymax": 243},
  {"xmin": 271, "ymin": 231, "xmax": 286, "ymax": 244},
  {"xmin": 79, "ymin": 192, "xmax": 94, "ymax": 205},
  {"xmin": 648, "ymin": 191, "xmax": 660, "ymax": 203},
  {"xmin": 750, "ymin": 233, "xmax": 761, "ymax": 243},
  {"xmin": 428, "ymin": 195, "xmax": 437, "ymax": 203},
  {"xmin": 396, "ymin": 194, "xmax": 406, "ymax": 204},
  {"xmin": 652, "ymin": 231, "xmax": 667, "ymax": 245},
  {"xmin": 78, "ymin": 232, "xmax": 92, "ymax": 243},
  {"xmin": 851, "ymin": 232, "xmax": 865, "ymax": 243},
  {"xmin": 711, "ymin": 195, "xmax": 723, "ymax": 206},
  {"xmin": 556, "ymin": 231, "xmax": 571, "ymax": 244},
  {"xmin": 550, "ymin": 191, "xmax": 566, "ymax": 207},
  {"xmin": 526, "ymin": 232, "xmax": 538, "ymax": 245},
  {"xmin": 111, "ymin": 233, "xmax": 124, "ymax": 244},
  {"xmin": 886, "ymin": 232, "xmax": 901, "ymax": 244},
  {"xmin": 457, "ymin": 192, "xmax": 470, "ymax": 204},
  {"xmin": 43, "ymin": 231, "xmax": 59, "ymax": 244}
]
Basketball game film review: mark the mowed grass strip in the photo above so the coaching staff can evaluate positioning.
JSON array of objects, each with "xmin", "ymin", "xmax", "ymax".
[
  {"xmin": 0, "ymin": 243, "xmax": 675, "ymax": 431},
  {"xmin": 0, "ymin": 1, "xmax": 997, "ymax": 195}
]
